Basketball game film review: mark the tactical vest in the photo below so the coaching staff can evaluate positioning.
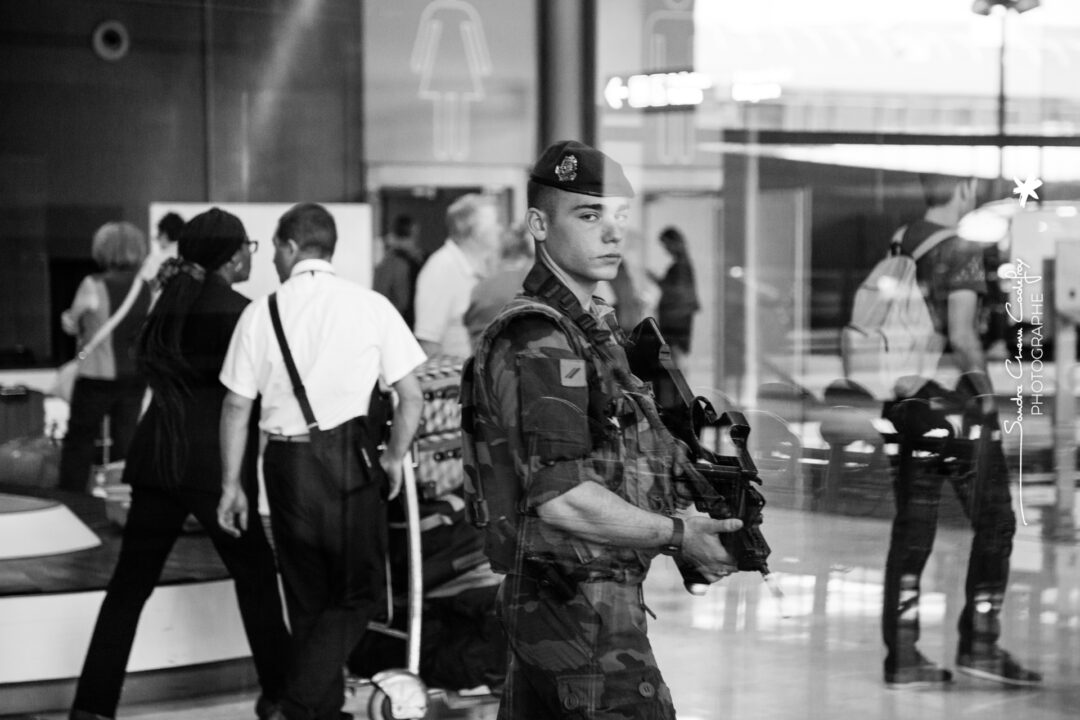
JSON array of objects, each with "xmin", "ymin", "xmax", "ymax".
[{"xmin": 460, "ymin": 265, "xmax": 680, "ymax": 581}]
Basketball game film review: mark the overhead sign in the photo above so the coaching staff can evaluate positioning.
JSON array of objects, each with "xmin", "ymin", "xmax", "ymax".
[{"xmin": 604, "ymin": 71, "xmax": 712, "ymax": 110}]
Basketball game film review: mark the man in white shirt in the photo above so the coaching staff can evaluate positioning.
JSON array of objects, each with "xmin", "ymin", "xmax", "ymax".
[
  {"xmin": 217, "ymin": 203, "xmax": 426, "ymax": 720},
  {"xmin": 413, "ymin": 193, "xmax": 500, "ymax": 357}
]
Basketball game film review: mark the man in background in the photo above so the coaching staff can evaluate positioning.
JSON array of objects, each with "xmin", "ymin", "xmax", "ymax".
[
  {"xmin": 218, "ymin": 203, "xmax": 426, "ymax": 720},
  {"xmin": 464, "ymin": 221, "xmax": 533, "ymax": 350},
  {"xmin": 372, "ymin": 213, "xmax": 424, "ymax": 329},
  {"xmin": 413, "ymin": 194, "xmax": 500, "ymax": 357}
]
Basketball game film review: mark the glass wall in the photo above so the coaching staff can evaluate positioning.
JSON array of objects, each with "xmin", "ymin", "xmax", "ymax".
[
  {"xmin": 596, "ymin": 0, "xmax": 1080, "ymax": 508},
  {"xmin": 595, "ymin": 4, "xmax": 1080, "ymax": 707}
]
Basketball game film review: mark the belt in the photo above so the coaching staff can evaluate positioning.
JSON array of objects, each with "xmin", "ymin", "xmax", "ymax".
[
  {"xmin": 267, "ymin": 433, "xmax": 311, "ymax": 443},
  {"xmin": 521, "ymin": 558, "xmax": 643, "ymax": 586}
]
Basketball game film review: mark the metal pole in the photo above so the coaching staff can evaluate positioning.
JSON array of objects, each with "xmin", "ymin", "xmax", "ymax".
[
  {"xmin": 743, "ymin": 112, "xmax": 759, "ymax": 408},
  {"xmin": 997, "ymin": 10, "xmax": 1007, "ymax": 180},
  {"xmin": 1054, "ymin": 321, "xmax": 1077, "ymax": 537},
  {"xmin": 400, "ymin": 453, "xmax": 423, "ymax": 674}
]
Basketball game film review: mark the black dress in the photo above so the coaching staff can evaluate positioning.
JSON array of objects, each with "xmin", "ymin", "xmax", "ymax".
[
  {"xmin": 70, "ymin": 276, "xmax": 290, "ymax": 720},
  {"xmin": 656, "ymin": 254, "xmax": 699, "ymax": 354}
]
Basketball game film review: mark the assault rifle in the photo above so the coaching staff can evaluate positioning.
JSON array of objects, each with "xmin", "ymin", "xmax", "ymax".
[{"xmin": 625, "ymin": 318, "xmax": 773, "ymax": 594}]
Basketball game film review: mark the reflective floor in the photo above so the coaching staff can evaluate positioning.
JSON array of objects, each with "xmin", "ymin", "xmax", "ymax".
[
  {"xmin": 21, "ymin": 490, "xmax": 1080, "ymax": 720},
  {"xmin": 648, "ymin": 499, "xmax": 1080, "ymax": 720}
]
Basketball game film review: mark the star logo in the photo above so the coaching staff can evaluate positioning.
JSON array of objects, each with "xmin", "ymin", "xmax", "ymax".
[{"xmin": 1012, "ymin": 175, "xmax": 1043, "ymax": 208}]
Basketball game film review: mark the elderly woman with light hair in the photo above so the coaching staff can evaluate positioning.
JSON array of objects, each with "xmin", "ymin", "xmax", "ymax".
[{"xmin": 58, "ymin": 221, "xmax": 151, "ymax": 493}]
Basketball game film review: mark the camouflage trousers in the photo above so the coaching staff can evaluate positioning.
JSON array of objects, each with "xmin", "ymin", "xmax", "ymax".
[{"xmin": 496, "ymin": 572, "xmax": 676, "ymax": 720}]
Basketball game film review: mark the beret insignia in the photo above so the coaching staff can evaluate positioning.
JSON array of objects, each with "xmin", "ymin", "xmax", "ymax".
[{"xmin": 555, "ymin": 154, "xmax": 578, "ymax": 183}]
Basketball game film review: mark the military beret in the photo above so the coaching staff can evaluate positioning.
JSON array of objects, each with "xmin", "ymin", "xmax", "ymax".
[{"xmin": 529, "ymin": 140, "xmax": 635, "ymax": 198}]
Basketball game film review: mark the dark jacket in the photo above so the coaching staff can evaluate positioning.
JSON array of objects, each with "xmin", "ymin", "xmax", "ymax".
[{"xmin": 123, "ymin": 277, "xmax": 258, "ymax": 493}]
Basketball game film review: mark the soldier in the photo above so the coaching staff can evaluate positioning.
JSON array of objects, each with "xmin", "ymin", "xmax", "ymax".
[{"xmin": 468, "ymin": 140, "xmax": 743, "ymax": 719}]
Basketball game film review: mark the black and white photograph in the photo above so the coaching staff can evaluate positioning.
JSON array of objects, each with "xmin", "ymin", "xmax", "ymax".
[{"xmin": 1, "ymin": 1, "xmax": 1079, "ymax": 718}]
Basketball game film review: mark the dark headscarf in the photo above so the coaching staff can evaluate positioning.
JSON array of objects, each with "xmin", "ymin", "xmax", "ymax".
[
  {"xmin": 137, "ymin": 207, "xmax": 248, "ymax": 486},
  {"xmin": 178, "ymin": 207, "xmax": 246, "ymax": 272}
]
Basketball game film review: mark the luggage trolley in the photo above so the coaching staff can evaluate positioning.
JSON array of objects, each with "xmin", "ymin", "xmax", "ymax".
[
  {"xmin": 345, "ymin": 357, "xmax": 502, "ymax": 720},
  {"xmin": 345, "ymin": 455, "xmax": 429, "ymax": 720}
]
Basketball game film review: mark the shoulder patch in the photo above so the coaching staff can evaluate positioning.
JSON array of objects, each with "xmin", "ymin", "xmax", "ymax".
[{"xmin": 559, "ymin": 358, "xmax": 587, "ymax": 387}]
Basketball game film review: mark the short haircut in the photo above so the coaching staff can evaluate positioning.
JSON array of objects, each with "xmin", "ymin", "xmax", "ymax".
[
  {"xmin": 500, "ymin": 222, "xmax": 534, "ymax": 261},
  {"xmin": 919, "ymin": 173, "xmax": 966, "ymax": 208},
  {"xmin": 526, "ymin": 180, "xmax": 558, "ymax": 218},
  {"xmin": 276, "ymin": 203, "xmax": 337, "ymax": 257},
  {"xmin": 91, "ymin": 221, "xmax": 148, "ymax": 271},
  {"xmin": 446, "ymin": 193, "xmax": 495, "ymax": 242},
  {"xmin": 156, "ymin": 212, "xmax": 185, "ymax": 244},
  {"xmin": 391, "ymin": 214, "xmax": 416, "ymax": 238}
]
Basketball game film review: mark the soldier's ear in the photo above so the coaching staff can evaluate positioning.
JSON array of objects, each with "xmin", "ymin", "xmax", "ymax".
[{"xmin": 525, "ymin": 207, "xmax": 547, "ymax": 242}]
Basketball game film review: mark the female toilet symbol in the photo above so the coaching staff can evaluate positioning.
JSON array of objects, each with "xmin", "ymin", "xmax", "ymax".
[{"xmin": 410, "ymin": 0, "xmax": 493, "ymax": 161}]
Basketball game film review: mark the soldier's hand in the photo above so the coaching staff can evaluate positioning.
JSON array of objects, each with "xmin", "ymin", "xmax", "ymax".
[
  {"xmin": 681, "ymin": 516, "xmax": 741, "ymax": 582},
  {"xmin": 217, "ymin": 485, "xmax": 249, "ymax": 538}
]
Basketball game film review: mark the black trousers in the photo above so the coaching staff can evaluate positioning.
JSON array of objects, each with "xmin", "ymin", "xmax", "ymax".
[
  {"xmin": 71, "ymin": 484, "xmax": 290, "ymax": 718},
  {"xmin": 264, "ymin": 438, "xmax": 387, "ymax": 720},
  {"xmin": 59, "ymin": 377, "xmax": 145, "ymax": 492},
  {"xmin": 882, "ymin": 430, "xmax": 1016, "ymax": 658}
]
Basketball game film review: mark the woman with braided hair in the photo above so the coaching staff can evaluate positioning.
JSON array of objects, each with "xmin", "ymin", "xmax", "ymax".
[{"xmin": 69, "ymin": 208, "xmax": 290, "ymax": 720}]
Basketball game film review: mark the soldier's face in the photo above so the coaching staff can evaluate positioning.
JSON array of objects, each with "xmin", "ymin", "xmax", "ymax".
[{"xmin": 530, "ymin": 191, "xmax": 629, "ymax": 285}]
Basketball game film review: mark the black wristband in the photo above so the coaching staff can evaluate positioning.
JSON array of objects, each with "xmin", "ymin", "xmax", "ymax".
[{"xmin": 660, "ymin": 517, "xmax": 684, "ymax": 556}]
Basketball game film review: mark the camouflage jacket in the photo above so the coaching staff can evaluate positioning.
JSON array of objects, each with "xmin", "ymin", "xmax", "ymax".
[{"xmin": 469, "ymin": 262, "xmax": 682, "ymax": 583}]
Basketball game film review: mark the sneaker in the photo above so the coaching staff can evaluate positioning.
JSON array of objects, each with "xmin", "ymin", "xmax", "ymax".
[
  {"xmin": 956, "ymin": 646, "xmax": 1042, "ymax": 687},
  {"xmin": 884, "ymin": 652, "xmax": 954, "ymax": 688}
]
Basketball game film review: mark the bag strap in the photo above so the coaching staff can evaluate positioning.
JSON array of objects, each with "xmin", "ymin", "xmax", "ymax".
[
  {"xmin": 890, "ymin": 225, "xmax": 956, "ymax": 261},
  {"xmin": 521, "ymin": 263, "xmax": 635, "ymax": 388},
  {"xmin": 75, "ymin": 277, "xmax": 118, "ymax": 361},
  {"xmin": 268, "ymin": 293, "xmax": 319, "ymax": 432},
  {"xmin": 911, "ymin": 228, "xmax": 956, "ymax": 261}
]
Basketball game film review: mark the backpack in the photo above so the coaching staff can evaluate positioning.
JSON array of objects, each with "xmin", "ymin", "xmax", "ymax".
[
  {"xmin": 840, "ymin": 225, "xmax": 954, "ymax": 399},
  {"xmin": 460, "ymin": 298, "xmax": 599, "ymax": 573}
]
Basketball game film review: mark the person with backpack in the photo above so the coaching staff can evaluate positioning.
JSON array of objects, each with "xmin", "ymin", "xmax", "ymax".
[
  {"xmin": 372, "ymin": 213, "xmax": 425, "ymax": 329},
  {"xmin": 463, "ymin": 140, "xmax": 743, "ymax": 719},
  {"xmin": 877, "ymin": 174, "xmax": 1040, "ymax": 687}
]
